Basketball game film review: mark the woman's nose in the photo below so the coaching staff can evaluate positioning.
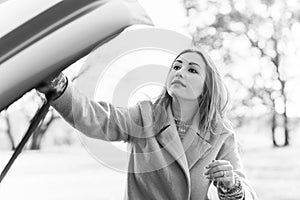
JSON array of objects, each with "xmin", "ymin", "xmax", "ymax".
[{"xmin": 175, "ymin": 68, "xmax": 184, "ymax": 78}]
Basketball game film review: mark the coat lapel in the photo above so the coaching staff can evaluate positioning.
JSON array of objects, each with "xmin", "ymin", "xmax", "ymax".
[
  {"xmin": 155, "ymin": 106, "xmax": 189, "ymax": 173},
  {"xmin": 182, "ymin": 111, "xmax": 223, "ymax": 170},
  {"xmin": 154, "ymin": 105, "xmax": 191, "ymax": 195},
  {"xmin": 182, "ymin": 112, "xmax": 211, "ymax": 169}
]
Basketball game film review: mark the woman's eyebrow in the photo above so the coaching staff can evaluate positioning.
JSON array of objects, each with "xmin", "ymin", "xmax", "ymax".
[
  {"xmin": 175, "ymin": 59, "xmax": 183, "ymax": 63},
  {"xmin": 175, "ymin": 59, "xmax": 200, "ymax": 67},
  {"xmin": 189, "ymin": 62, "xmax": 200, "ymax": 67}
]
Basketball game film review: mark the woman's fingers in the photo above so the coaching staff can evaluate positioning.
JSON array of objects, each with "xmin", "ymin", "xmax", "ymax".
[
  {"xmin": 207, "ymin": 159, "xmax": 230, "ymax": 168},
  {"xmin": 204, "ymin": 160, "xmax": 231, "ymax": 176},
  {"xmin": 209, "ymin": 170, "xmax": 234, "ymax": 181},
  {"xmin": 204, "ymin": 160, "xmax": 235, "ymax": 187}
]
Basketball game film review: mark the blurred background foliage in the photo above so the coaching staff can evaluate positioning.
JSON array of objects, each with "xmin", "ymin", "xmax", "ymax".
[{"xmin": 183, "ymin": 0, "xmax": 300, "ymax": 147}]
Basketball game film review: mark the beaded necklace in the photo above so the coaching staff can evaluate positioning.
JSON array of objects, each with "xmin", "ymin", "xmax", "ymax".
[{"xmin": 174, "ymin": 118, "xmax": 191, "ymax": 140}]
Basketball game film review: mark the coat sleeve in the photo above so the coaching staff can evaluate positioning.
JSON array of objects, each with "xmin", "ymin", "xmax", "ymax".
[
  {"xmin": 50, "ymin": 82, "xmax": 141, "ymax": 142},
  {"xmin": 216, "ymin": 122, "xmax": 258, "ymax": 200}
]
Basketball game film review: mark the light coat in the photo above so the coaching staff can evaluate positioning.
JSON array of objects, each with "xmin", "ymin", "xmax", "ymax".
[{"xmin": 52, "ymin": 84, "xmax": 258, "ymax": 200}]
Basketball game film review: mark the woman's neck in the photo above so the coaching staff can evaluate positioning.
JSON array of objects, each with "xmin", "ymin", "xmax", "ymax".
[{"xmin": 171, "ymin": 97, "xmax": 199, "ymax": 123}]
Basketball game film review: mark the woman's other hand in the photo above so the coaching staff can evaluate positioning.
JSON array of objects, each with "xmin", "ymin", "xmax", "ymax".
[{"xmin": 204, "ymin": 160, "xmax": 235, "ymax": 188}]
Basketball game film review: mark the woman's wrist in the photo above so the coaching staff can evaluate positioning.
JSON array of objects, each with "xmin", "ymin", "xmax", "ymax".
[{"xmin": 217, "ymin": 175, "xmax": 244, "ymax": 199}]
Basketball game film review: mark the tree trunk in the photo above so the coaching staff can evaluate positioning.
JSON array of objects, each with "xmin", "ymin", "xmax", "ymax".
[
  {"xmin": 283, "ymin": 112, "xmax": 289, "ymax": 146},
  {"xmin": 271, "ymin": 112, "xmax": 278, "ymax": 147},
  {"xmin": 29, "ymin": 110, "xmax": 57, "ymax": 150},
  {"xmin": 30, "ymin": 129, "xmax": 43, "ymax": 150},
  {"xmin": 30, "ymin": 127, "xmax": 49, "ymax": 150},
  {"xmin": 272, "ymin": 39, "xmax": 289, "ymax": 147},
  {"xmin": 282, "ymin": 83, "xmax": 289, "ymax": 146}
]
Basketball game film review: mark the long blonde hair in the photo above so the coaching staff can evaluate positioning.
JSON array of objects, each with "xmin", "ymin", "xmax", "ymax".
[{"xmin": 154, "ymin": 48, "xmax": 230, "ymax": 134}]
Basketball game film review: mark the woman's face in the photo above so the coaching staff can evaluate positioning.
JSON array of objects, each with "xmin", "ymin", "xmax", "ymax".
[{"xmin": 166, "ymin": 52, "xmax": 206, "ymax": 100}]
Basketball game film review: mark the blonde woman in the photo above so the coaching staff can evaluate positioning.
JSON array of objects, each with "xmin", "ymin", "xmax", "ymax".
[{"xmin": 38, "ymin": 48, "xmax": 257, "ymax": 199}]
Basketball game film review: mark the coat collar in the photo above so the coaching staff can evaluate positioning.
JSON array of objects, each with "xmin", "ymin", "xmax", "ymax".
[{"xmin": 154, "ymin": 103, "xmax": 223, "ymax": 171}]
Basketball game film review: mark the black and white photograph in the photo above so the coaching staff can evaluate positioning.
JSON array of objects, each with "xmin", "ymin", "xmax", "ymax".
[{"xmin": 0, "ymin": 0, "xmax": 299, "ymax": 199}]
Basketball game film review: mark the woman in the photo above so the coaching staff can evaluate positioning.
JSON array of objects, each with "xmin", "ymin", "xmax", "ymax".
[{"xmin": 38, "ymin": 48, "xmax": 257, "ymax": 199}]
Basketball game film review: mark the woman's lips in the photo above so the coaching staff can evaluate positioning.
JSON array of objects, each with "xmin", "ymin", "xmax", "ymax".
[{"xmin": 171, "ymin": 80, "xmax": 186, "ymax": 87}]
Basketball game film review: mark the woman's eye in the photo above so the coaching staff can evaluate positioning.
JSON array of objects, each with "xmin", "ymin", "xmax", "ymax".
[
  {"xmin": 173, "ymin": 65, "xmax": 181, "ymax": 70},
  {"xmin": 188, "ymin": 68, "xmax": 198, "ymax": 73}
]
